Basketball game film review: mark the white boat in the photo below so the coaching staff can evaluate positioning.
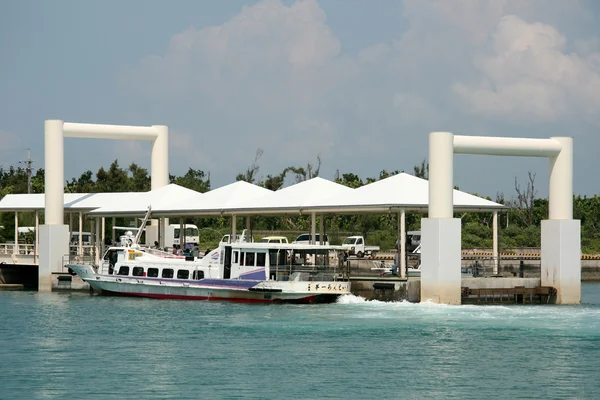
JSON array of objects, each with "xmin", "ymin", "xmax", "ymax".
[{"xmin": 68, "ymin": 210, "xmax": 350, "ymax": 304}]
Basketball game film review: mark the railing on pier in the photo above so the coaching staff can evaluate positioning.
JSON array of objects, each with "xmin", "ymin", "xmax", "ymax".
[{"xmin": 0, "ymin": 244, "xmax": 35, "ymax": 255}]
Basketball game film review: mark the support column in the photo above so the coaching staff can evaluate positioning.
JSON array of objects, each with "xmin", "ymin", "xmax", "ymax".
[
  {"xmin": 14, "ymin": 212, "xmax": 18, "ymax": 255},
  {"xmin": 311, "ymin": 212, "xmax": 316, "ymax": 245},
  {"xmin": 112, "ymin": 217, "xmax": 116, "ymax": 245},
  {"xmin": 246, "ymin": 216, "xmax": 251, "ymax": 241},
  {"xmin": 543, "ymin": 137, "xmax": 579, "ymax": 304},
  {"xmin": 319, "ymin": 215, "xmax": 324, "ymax": 245},
  {"xmin": 101, "ymin": 217, "xmax": 105, "ymax": 256},
  {"xmin": 231, "ymin": 215, "xmax": 237, "ymax": 243},
  {"xmin": 422, "ymin": 132, "xmax": 461, "ymax": 304},
  {"xmin": 180, "ymin": 219, "xmax": 184, "ymax": 249},
  {"xmin": 95, "ymin": 217, "xmax": 101, "ymax": 266},
  {"xmin": 151, "ymin": 125, "xmax": 169, "ymax": 252},
  {"xmin": 492, "ymin": 211, "xmax": 499, "ymax": 275},
  {"xmin": 400, "ymin": 209, "xmax": 406, "ymax": 279},
  {"xmin": 78, "ymin": 211, "xmax": 83, "ymax": 257},
  {"xmin": 35, "ymin": 210, "xmax": 39, "ymax": 264}
]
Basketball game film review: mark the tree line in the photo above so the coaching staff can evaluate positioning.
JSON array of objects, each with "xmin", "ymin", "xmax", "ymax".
[{"xmin": 1, "ymin": 156, "xmax": 599, "ymax": 252}]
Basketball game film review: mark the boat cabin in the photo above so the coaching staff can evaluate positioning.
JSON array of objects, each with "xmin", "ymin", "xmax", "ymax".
[{"xmin": 99, "ymin": 242, "xmax": 347, "ymax": 283}]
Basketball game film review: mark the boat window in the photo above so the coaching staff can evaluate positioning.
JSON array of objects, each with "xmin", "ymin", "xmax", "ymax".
[
  {"xmin": 177, "ymin": 270, "xmax": 189, "ymax": 279},
  {"xmin": 233, "ymin": 251, "xmax": 239, "ymax": 264},
  {"xmin": 256, "ymin": 252, "xmax": 266, "ymax": 267},
  {"xmin": 245, "ymin": 252, "xmax": 255, "ymax": 267},
  {"xmin": 269, "ymin": 249, "xmax": 287, "ymax": 267},
  {"xmin": 117, "ymin": 266, "xmax": 130, "ymax": 276},
  {"xmin": 162, "ymin": 269, "xmax": 174, "ymax": 278},
  {"xmin": 147, "ymin": 268, "xmax": 159, "ymax": 278},
  {"xmin": 193, "ymin": 270, "xmax": 204, "ymax": 280},
  {"xmin": 103, "ymin": 249, "xmax": 120, "ymax": 267},
  {"xmin": 132, "ymin": 267, "xmax": 144, "ymax": 277},
  {"xmin": 240, "ymin": 252, "xmax": 245, "ymax": 266}
]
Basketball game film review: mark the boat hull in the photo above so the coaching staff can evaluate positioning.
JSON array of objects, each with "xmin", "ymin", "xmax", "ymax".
[{"xmin": 69, "ymin": 264, "xmax": 348, "ymax": 304}]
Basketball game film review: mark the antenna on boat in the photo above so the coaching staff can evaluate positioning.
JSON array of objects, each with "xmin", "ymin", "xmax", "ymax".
[{"xmin": 135, "ymin": 206, "xmax": 152, "ymax": 245}]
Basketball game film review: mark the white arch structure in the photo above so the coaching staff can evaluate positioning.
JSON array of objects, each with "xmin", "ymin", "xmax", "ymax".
[
  {"xmin": 422, "ymin": 132, "xmax": 580, "ymax": 304},
  {"xmin": 39, "ymin": 120, "xmax": 169, "ymax": 291}
]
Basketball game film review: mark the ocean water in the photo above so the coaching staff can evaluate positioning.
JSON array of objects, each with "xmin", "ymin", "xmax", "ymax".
[{"xmin": 1, "ymin": 284, "xmax": 600, "ymax": 400}]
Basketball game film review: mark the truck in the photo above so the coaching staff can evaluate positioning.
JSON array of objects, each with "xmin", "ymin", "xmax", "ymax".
[
  {"xmin": 145, "ymin": 223, "xmax": 200, "ymax": 249},
  {"xmin": 341, "ymin": 235, "xmax": 380, "ymax": 258}
]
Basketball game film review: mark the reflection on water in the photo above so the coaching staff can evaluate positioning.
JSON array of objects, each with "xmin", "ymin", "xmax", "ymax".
[{"xmin": 1, "ymin": 283, "xmax": 600, "ymax": 399}]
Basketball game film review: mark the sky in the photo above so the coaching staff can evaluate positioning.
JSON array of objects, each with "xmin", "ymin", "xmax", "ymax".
[{"xmin": 1, "ymin": 0, "xmax": 599, "ymax": 199}]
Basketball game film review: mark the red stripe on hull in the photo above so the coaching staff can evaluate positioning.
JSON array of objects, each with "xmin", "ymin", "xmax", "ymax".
[{"xmin": 99, "ymin": 290, "xmax": 337, "ymax": 304}]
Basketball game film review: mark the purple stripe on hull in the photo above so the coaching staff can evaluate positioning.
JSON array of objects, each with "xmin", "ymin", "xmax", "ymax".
[
  {"xmin": 239, "ymin": 270, "xmax": 266, "ymax": 280},
  {"xmin": 199, "ymin": 279, "xmax": 258, "ymax": 289}
]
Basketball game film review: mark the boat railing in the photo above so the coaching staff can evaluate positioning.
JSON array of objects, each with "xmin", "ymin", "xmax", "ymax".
[
  {"xmin": 143, "ymin": 247, "xmax": 185, "ymax": 259},
  {"xmin": 63, "ymin": 253, "xmax": 96, "ymax": 269},
  {"xmin": 271, "ymin": 263, "xmax": 346, "ymax": 281}
]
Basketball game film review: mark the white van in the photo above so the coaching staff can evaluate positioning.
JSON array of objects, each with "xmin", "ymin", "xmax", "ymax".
[
  {"xmin": 292, "ymin": 233, "xmax": 329, "ymax": 245},
  {"xmin": 71, "ymin": 232, "xmax": 92, "ymax": 245}
]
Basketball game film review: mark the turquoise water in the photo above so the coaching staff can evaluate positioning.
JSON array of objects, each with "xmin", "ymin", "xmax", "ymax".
[{"xmin": 1, "ymin": 284, "xmax": 600, "ymax": 400}]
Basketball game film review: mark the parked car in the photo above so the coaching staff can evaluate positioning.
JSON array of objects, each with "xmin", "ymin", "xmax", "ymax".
[
  {"xmin": 258, "ymin": 236, "xmax": 289, "ymax": 244},
  {"xmin": 292, "ymin": 233, "xmax": 329, "ymax": 245},
  {"xmin": 341, "ymin": 235, "xmax": 380, "ymax": 258}
]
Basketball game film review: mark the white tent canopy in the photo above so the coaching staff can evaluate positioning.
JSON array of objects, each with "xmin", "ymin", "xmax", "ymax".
[
  {"xmin": 227, "ymin": 177, "xmax": 354, "ymax": 215},
  {"xmin": 154, "ymin": 181, "xmax": 273, "ymax": 216},
  {"xmin": 88, "ymin": 184, "xmax": 202, "ymax": 216},
  {"xmin": 0, "ymin": 193, "xmax": 87, "ymax": 211},
  {"xmin": 304, "ymin": 173, "xmax": 505, "ymax": 213},
  {"xmin": 0, "ymin": 174, "xmax": 504, "ymax": 216}
]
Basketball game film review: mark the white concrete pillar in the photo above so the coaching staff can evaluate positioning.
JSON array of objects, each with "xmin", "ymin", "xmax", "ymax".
[
  {"xmin": 151, "ymin": 125, "xmax": 169, "ymax": 250},
  {"xmin": 78, "ymin": 211, "xmax": 83, "ymax": 256},
  {"xmin": 311, "ymin": 212, "xmax": 316, "ymax": 245},
  {"xmin": 231, "ymin": 215, "xmax": 237, "ymax": 242},
  {"xmin": 14, "ymin": 212, "xmax": 18, "ymax": 255},
  {"xmin": 151, "ymin": 125, "xmax": 169, "ymax": 190},
  {"xmin": 422, "ymin": 132, "xmax": 462, "ymax": 304},
  {"xmin": 35, "ymin": 210, "xmax": 39, "ymax": 264},
  {"xmin": 492, "ymin": 211, "xmax": 499, "ymax": 275},
  {"xmin": 543, "ymin": 137, "xmax": 579, "ymax": 304},
  {"xmin": 319, "ymin": 215, "xmax": 324, "ymax": 245},
  {"xmin": 429, "ymin": 132, "xmax": 454, "ymax": 219},
  {"xmin": 400, "ymin": 209, "xmax": 406, "ymax": 279},
  {"xmin": 549, "ymin": 137, "xmax": 573, "ymax": 220},
  {"xmin": 44, "ymin": 120, "xmax": 64, "ymax": 226},
  {"xmin": 541, "ymin": 220, "xmax": 581, "ymax": 304}
]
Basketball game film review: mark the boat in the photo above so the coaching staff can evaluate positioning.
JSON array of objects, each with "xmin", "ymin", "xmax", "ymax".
[{"xmin": 68, "ymin": 209, "xmax": 351, "ymax": 304}]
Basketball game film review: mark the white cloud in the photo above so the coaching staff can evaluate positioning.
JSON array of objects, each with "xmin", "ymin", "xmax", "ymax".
[
  {"xmin": 453, "ymin": 15, "xmax": 600, "ymax": 122},
  {"xmin": 121, "ymin": 0, "xmax": 600, "ymax": 194}
]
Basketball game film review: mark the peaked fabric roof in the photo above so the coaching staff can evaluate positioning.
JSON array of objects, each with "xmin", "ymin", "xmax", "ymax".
[
  {"xmin": 0, "ymin": 193, "xmax": 88, "ymax": 211},
  {"xmin": 154, "ymin": 181, "xmax": 273, "ymax": 216},
  {"xmin": 64, "ymin": 192, "xmax": 139, "ymax": 210},
  {"xmin": 227, "ymin": 177, "xmax": 354, "ymax": 214},
  {"xmin": 305, "ymin": 173, "xmax": 504, "ymax": 212},
  {"xmin": 88, "ymin": 184, "xmax": 201, "ymax": 216}
]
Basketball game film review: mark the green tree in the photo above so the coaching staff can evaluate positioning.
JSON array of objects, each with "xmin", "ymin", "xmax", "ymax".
[{"xmin": 170, "ymin": 168, "xmax": 210, "ymax": 193}]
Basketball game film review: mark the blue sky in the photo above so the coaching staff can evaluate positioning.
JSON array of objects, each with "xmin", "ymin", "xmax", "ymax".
[{"xmin": 1, "ymin": 0, "xmax": 599, "ymax": 198}]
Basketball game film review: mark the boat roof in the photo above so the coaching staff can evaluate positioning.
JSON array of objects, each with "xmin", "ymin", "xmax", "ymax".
[{"xmin": 227, "ymin": 242, "xmax": 346, "ymax": 251}]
